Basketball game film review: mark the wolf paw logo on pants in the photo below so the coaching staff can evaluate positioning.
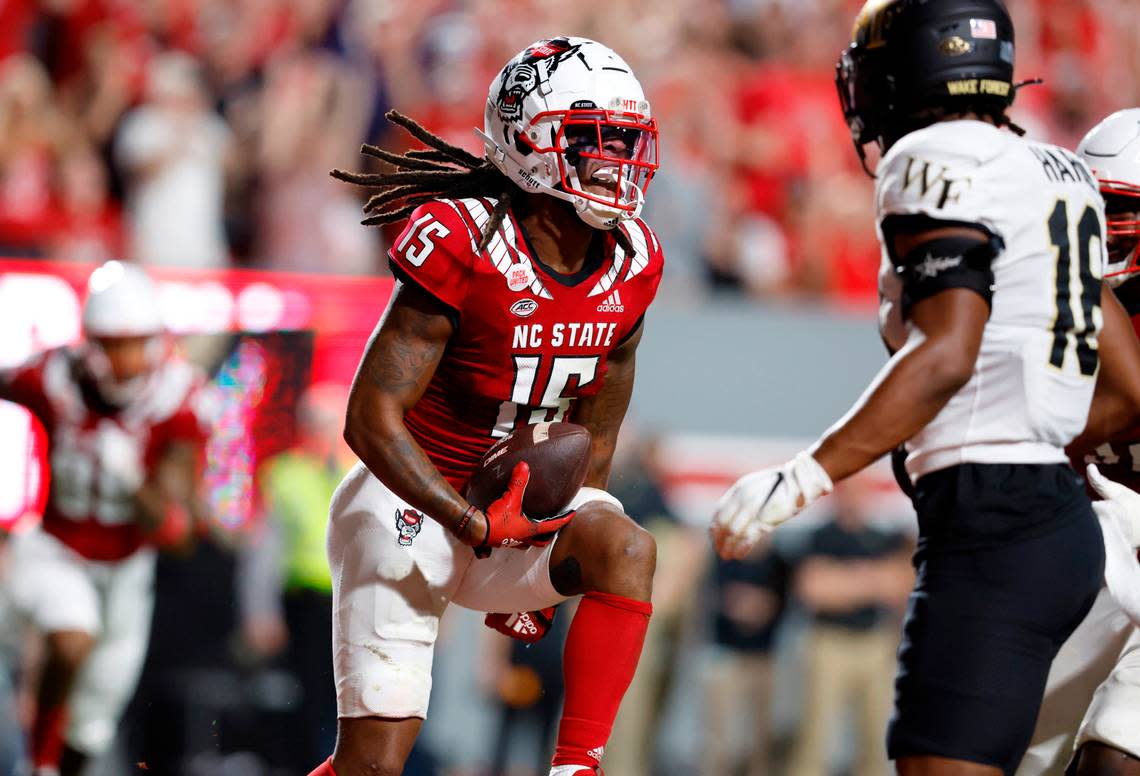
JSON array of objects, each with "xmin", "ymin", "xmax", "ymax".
[{"xmin": 395, "ymin": 509, "xmax": 424, "ymax": 546}]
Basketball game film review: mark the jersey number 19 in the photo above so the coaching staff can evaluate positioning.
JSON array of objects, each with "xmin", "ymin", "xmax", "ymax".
[{"xmin": 1047, "ymin": 199, "xmax": 1105, "ymax": 377}]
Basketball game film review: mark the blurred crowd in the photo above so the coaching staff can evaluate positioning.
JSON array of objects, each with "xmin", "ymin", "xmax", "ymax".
[
  {"xmin": 0, "ymin": 1, "xmax": 1136, "ymax": 773},
  {"xmin": 1, "ymin": 0, "xmax": 1138, "ymax": 304}
]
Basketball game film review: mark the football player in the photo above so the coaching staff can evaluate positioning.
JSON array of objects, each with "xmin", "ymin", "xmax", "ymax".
[
  {"xmin": 713, "ymin": 1, "xmax": 1123, "ymax": 774},
  {"xmin": 1019, "ymin": 108, "xmax": 1140, "ymax": 776},
  {"xmin": 307, "ymin": 38, "xmax": 662, "ymax": 776},
  {"xmin": 0, "ymin": 261, "xmax": 211, "ymax": 776}
]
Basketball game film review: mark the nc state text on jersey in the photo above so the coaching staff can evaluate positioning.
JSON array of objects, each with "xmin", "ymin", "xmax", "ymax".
[{"xmin": 512, "ymin": 322, "xmax": 619, "ymax": 349}]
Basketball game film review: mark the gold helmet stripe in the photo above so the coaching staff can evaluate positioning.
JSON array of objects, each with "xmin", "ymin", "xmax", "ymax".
[{"xmin": 852, "ymin": 0, "xmax": 902, "ymax": 48}]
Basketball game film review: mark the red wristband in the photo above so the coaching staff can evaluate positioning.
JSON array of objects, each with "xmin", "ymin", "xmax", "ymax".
[{"xmin": 457, "ymin": 505, "xmax": 478, "ymax": 539}]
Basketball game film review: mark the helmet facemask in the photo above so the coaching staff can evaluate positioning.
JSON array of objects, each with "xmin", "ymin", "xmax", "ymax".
[
  {"xmin": 525, "ymin": 107, "xmax": 658, "ymax": 229},
  {"xmin": 1103, "ymin": 182, "xmax": 1140, "ymax": 287},
  {"xmin": 835, "ymin": 44, "xmax": 888, "ymax": 176}
]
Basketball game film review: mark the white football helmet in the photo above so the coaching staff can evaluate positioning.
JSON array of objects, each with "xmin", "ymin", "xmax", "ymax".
[
  {"xmin": 478, "ymin": 37, "xmax": 659, "ymax": 230},
  {"xmin": 80, "ymin": 260, "xmax": 166, "ymax": 404},
  {"xmin": 1077, "ymin": 108, "xmax": 1140, "ymax": 286}
]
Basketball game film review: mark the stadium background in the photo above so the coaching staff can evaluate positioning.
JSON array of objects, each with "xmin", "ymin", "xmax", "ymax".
[{"xmin": 0, "ymin": 0, "xmax": 1137, "ymax": 774}]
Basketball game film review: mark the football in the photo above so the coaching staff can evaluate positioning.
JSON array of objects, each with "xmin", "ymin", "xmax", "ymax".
[{"xmin": 466, "ymin": 422, "xmax": 592, "ymax": 518}]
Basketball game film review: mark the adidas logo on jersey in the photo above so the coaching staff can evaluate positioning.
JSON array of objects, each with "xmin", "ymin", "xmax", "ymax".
[
  {"xmin": 587, "ymin": 746, "xmax": 605, "ymax": 762},
  {"xmin": 596, "ymin": 289, "xmax": 625, "ymax": 313}
]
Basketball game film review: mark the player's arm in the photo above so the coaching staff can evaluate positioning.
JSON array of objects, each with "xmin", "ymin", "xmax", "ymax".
[
  {"xmin": 0, "ymin": 357, "xmax": 51, "ymax": 421},
  {"xmin": 343, "ymin": 281, "xmax": 485, "ymax": 542},
  {"xmin": 713, "ymin": 224, "xmax": 993, "ymax": 558},
  {"xmin": 570, "ymin": 320, "xmax": 643, "ymax": 489},
  {"xmin": 135, "ymin": 441, "xmax": 203, "ymax": 550},
  {"xmin": 1068, "ymin": 283, "xmax": 1140, "ymax": 455},
  {"xmin": 811, "ymin": 226, "xmax": 991, "ymax": 480}
]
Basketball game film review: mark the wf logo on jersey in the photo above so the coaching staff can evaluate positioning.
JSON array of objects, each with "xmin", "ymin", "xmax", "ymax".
[
  {"xmin": 900, "ymin": 156, "xmax": 972, "ymax": 209},
  {"xmin": 395, "ymin": 509, "xmax": 424, "ymax": 546}
]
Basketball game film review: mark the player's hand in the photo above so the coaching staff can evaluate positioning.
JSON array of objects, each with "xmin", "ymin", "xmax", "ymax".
[
  {"xmin": 477, "ymin": 461, "xmax": 576, "ymax": 553},
  {"xmin": 484, "ymin": 606, "xmax": 559, "ymax": 643},
  {"xmin": 712, "ymin": 451, "xmax": 832, "ymax": 560},
  {"xmin": 1087, "ymin": 464, "xmax": 1140, "ymax": 547}
]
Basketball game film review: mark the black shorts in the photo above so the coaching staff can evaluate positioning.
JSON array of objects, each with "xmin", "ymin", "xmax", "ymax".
[{"xmin": 886, "ymin": 463, "xmax": 1104, "ymax": 775}]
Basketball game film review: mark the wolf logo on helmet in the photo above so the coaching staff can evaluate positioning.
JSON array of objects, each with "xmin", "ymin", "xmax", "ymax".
[
  {"xmin": 496, "ymin": 63, "xmax": 539, "ymax": 121},
  {"xmin": 494, "ymin": 38, "xmax": 585, "ymax": 125},
  {"xmin": 479, "ymin": 37, "xmax": 659, "ymax": 231}
]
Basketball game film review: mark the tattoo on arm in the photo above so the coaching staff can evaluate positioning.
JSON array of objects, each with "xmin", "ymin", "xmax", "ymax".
[{"xmin": 346, "ymin": 283, "xmax": 477, "ymax": 536}]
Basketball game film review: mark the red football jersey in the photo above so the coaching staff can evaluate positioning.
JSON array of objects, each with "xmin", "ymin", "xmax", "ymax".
[
  {"xmin": 387, "ymin": 197, "xmax": 664, "ymax": 489},
  {"xmin": 0, "ymin": 347, "xmax": 212, "ymax": 560},
  {"xmin": 1084, "ymin": 310, "xmax": 1140, "ymax": 489}
]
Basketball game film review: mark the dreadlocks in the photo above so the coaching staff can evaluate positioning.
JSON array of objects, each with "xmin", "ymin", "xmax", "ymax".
[
  {"xmin": 330, "ymin": 110, "xmax": 512, "ymax": 252},
  {"xmin": 331, "ymin": 110, "xmax": 635, "ymax": 256}
]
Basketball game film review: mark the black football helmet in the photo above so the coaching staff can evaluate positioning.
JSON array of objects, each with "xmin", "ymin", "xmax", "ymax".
[{"xmin": 836, "ymin": 0, "xmax": 1016, "ymax": 172}]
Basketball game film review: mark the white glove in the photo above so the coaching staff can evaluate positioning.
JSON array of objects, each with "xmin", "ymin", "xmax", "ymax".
[
  {"xmin": 1087, "ymin": 464, "xmax": 1140, "ymax": 547},
  {"xmin": 712, "ymin": 451, "xmax": 833, "ymax": 559},
  {"xmin": 1090, "ymin": 499, "xmax": 1140, "ymax": 628}
]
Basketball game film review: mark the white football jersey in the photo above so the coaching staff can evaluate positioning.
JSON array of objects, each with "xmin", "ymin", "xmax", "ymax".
[{"xmin": 877, "ymin": 120, "xmax": 1107, "ymax": 480}]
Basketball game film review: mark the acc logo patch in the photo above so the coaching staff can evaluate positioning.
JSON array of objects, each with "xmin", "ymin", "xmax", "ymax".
[
  {"xmin": 510, "ymin": 298, "xmax": 539, "ymax": 317},
  {"xmin": 395, "ymin": 508, "xmax": 424, "ymax": 547}
]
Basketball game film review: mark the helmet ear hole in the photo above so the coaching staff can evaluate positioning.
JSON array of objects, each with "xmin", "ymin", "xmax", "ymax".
[{"xmin": 513, "ymin": 131, "xmax": 533, "ymax": 157}]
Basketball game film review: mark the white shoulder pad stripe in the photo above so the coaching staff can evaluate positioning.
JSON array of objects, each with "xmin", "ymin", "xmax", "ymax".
[
  {"xmin": 439, "ymin": 199, "xmax": 479, "ymax": 254},
  {"xmin": 496, "ymin": 207, "xmax": 553, "ymax": 299},
  {"xmin": 460, "ymin": 198, "xmax": 553, "ymax": 300},
  {"xmin": 587, "ymin": 241, "xmax": 627, "ymax": 298},
  {"xmin": 622, "ymin": 221, "xmax": 650, "ymax": 282},
  {"xmin": 641, "ymin": 219, "xmax": 659, "ymax": 253},
  {"xmin": 459, "ymin": 198, "xmax": 510, "ymax": 273}
]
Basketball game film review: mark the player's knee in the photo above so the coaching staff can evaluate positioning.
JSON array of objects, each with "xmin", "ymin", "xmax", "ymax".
[{"xmin": 593, "ymin": 515, "xmax": 656, "ymax": 580}]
